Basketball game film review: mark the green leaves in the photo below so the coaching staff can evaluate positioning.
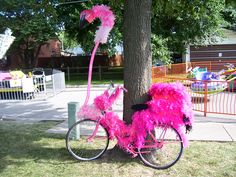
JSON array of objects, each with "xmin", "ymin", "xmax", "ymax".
[
  {"xmin": 0, "ymin": 0, "xmax": 59, "ymax": 68},
  {"xmin": 151, "ymin": 34, "xmax": 172, "ymax": 65},
  {"xmin": 223, "ymin": 5, "xmax": 236, "ymax": 30},
  {"xmin": 152, "ymin": 0, "xmax": 225, "ymax": 55},
  {"xmin": 57, "ymin": 0, "xmax": 123, "ymax": 56},
  {"xmin": 0, "ymin": 0, "xmax": 233, "ymax": 67}
]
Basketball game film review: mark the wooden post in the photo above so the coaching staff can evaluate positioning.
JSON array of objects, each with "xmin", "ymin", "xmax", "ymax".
[
  {"xmin": 98, "ymin": 65, "xmax": 102, "ymax": 80},
  {"xmin": 67, "ymin": 66, "xmax": 70, "ymax": 81}
]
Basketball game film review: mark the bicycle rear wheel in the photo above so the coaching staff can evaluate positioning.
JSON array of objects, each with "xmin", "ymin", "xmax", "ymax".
[
  {"xmin": 138, "ymin": 125, "xmax": 183, "ymax": 169},
  {"xmin": 66, "ymin": 119, "xmax": 109, "ymax": 161}
]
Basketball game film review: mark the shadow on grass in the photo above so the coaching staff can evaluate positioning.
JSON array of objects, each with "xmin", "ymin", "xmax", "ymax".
[{"xmin": 0, "ymin": 121, "xmax": 139, "ymax": 173}]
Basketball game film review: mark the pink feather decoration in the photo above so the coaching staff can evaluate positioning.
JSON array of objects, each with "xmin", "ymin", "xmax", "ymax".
[
  {"xmin": 94, "ymin": 86, "xmax": 122, "ymax": 111},
  {"xmin": 77, "ymin": 104, "xmax": 102, "ymax": 119},
  {"xmin": 78, "ymin": 82, "xmax": 194, "ymax": 150},
  {"xmin": 130, "ymin": 82, "xmax": 194, "ymax": 148},
  {"xmin": 84, "ymin": 5, "xmax": 115, "ymax": 44}
]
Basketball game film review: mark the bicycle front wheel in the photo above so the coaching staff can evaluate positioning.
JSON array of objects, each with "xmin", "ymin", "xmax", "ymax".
[
  {"xmin": 138, "ymin": 125, "xmax": 183, "ymax": 169},
  {"xmin": 66, "ymin": 119, "xmax": 109, "ymax": 161}
]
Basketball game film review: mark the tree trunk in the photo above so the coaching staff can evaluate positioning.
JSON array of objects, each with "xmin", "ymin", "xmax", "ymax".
[
  {"xmin": 34, "ymin": 44, "xmax": 43, "ymax": 68},
  {"xmin": 123, "ymin": 0, "xmax": 152, "ymax": 123}
]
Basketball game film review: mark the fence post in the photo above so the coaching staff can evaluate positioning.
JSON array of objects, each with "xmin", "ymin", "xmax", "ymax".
[
  {"xmin": 98, "ymin": 65, "xmax": 102, "ymax": 80},
  {"xmin": 67, "ymin": 66, "xmax": 70, "ymax": 81},
  {"xmin": 68, "ymin": 102, "xmax": 80, "ymax": 139},
  {"xmin": 204, "ymin": 81, "xmax": 208, "ymax": 117},
  {"xmin": 43, "ymin": 75, "xmax": 47, "ymax": 99}
]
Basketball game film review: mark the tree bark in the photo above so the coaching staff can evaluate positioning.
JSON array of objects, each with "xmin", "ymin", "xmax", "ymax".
[{"xmin": 123, "ymin": 0, "xmax": 152, "ymax": 123}]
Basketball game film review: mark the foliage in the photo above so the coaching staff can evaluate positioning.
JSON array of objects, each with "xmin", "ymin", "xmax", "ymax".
[
  {"xmin": 151, "ymin": 34, "xmax": 172, "ymax": 65},
  {"xmin": 58, "ymin": 31, "xmax": 78, "ymax": 50},
  {"xmin": 0, "ymin": 0, "xmax": 59, "ymax": 68},
  {"xmin": 56, "ymin": 0, "xmax": 123, "ymax": 56},
  {"xmin": 226, "ymin": 0, "xmax": 236, "ymax": 7},
  {"xmin": 59, "ymin": 0, "xmax": 227, "ymax": 62},
  {"xmin": 222, "ymin": 3, "xmax": 236, "ymax": 31},
  {"xmin": 152, "ymin": 0, "xmax": 225, "ymax": 55},
  {"xmin": 0, "ymin": 0, "xmax": 233, "ymax": 67}
]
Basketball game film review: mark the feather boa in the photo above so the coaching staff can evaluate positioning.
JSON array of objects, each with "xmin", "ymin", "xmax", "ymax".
[
  {"xmin": 83, "ymin": 5, "xmax": 115, "ymax": 44},
  {"xmin": 131, "ymin": 82, "xmax": 194, "ymax": 148},
  {"xmin": 78, "ymin": 82, "xmax": 194, "ymax": 150},
  {"xmin": 94, "ymin": 87, "xmax": 122, "ymax": 110},
  {"xmin": 77, "ymin": 104, "xmax": 102, "ymax": 119},
  {"xmin": 93, "ymin": 5, "xmax": 115, "ymax": 43},
  {"xmin": 100, "ymin": 82, "xmax": 194, "ymax": 149}
]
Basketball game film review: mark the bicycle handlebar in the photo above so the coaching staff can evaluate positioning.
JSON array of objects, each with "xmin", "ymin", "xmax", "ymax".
[
  {"xmin": 108, "ymin": 81, "xmax": 127, "ymax": 93},
  {"xmin": 94, "ymin": 83, "xmax": 127, "ymax": 111}
]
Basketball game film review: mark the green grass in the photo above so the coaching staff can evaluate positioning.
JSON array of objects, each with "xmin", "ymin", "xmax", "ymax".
[
  {"xmin": 0, "ymin": 121, "xmax": 236, "ymax": 177},
  {"xmin": 66, "ymin": 73, "xmax": 123, "ymax": 85},
  {"xmin": 65, "ymin": 67, "xmax": 124, "ymax": 85}
]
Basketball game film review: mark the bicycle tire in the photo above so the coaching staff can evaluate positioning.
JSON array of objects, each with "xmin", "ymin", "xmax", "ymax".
[
  {"xmin": 66, "ymin": 119, "xmax": 109, "ymax": 161},
  {"xmin": 138, "ymin": 125, "xmax": 183, "ymax": 169}
]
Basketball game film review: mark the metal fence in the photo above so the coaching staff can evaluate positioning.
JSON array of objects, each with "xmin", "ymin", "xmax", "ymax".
[
  {"xmin": 152, "ymin": 61, "xmax": 236, "ymax": 116},
  {"xmin": 0, "ymin": 70, "xmax": 65, "ymax": 101}
]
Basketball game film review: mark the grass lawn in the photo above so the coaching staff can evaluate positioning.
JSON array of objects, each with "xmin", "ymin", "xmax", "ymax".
[
  {"xmin": 66, "ymin": 73, "xmax": 123, "ymax": 85},
  {"xmin": 0, "ymin": 121, "xmax": 236, "ymax": 177},
  {"xmin": 65, "ymin": 67, "xmax": 124, "ymax": 85}
]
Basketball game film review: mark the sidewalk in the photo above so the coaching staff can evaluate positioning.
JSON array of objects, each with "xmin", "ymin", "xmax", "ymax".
[{"xmin": 0, "ymin": 86, "xmax": 236, "ymax": 142}]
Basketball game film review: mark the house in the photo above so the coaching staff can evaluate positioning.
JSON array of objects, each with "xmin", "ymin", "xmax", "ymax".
[
  {"xmin": 183, "ymin": 29, "xmax": 236, "ymax": 63},
  {"xmin": 4, "ymin": 39, "xmax": 61, "ymax": 69},
  {"xmin": 38, "ymin": 39, "xmax": 61, "ymax": 58}
]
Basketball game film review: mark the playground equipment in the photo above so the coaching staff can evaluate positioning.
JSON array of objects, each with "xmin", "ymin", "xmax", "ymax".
[
  {"xmin": 223, "ymin": 63, "xmax": 236, "ymax": 90},
  {"xmin": 189, "ymin": 66, "xmax": 236, "ymax": 94},
  {"xmin": 223, "ymin": 63, "xmax": 236, "ymax": 75}
]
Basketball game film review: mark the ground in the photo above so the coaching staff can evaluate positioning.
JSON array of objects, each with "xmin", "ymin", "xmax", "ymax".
[{"xmin": 0, "ymin": 120, "xmax": 236, "ymax": 177}]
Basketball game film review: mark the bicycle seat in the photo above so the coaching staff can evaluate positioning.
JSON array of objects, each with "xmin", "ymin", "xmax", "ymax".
[{"xmin": 131, "ymin": 104, "xmax": 148, "ymax": 111}]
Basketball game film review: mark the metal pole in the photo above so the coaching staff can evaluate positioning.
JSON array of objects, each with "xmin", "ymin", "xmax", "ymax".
[
  {"xmin": 68, "ymin": 102, "xmax": 80, "ymax": 139},
  {"xmin": 204, "ymin": 81, "xmax": 208, "ymax": 117}
]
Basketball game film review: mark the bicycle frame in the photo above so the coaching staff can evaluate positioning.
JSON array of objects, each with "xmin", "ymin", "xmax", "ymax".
[{"xmin": 84, "ymin": 106, "xmax": 180, "ymax": 157}]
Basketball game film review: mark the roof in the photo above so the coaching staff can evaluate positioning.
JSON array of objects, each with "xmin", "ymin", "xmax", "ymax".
[
  {"xmin": 190, "ymin": 29, "xmax": 236, "ymax": 46},
  {"xmin": 216, "ymin": 29, "xmax": 236, "ymax": 45}
]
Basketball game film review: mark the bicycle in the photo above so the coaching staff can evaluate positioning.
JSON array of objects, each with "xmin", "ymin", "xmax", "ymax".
[
  {"xmin": 65, "ymin": 4, "xmax": 193, "ymax": 170},
  {"xmin": 66, "ymin": 81, "xmax": 193, "ymax": 169}
]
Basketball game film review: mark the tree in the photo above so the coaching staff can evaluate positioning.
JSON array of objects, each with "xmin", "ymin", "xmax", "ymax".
[
  {"xmin": 60, "ymin": 0, "xmax": 228, "ymax": 64},
  {"xmin": 123, "ymin": 0, "xmax": 152, "ymax": 123},
  {"xmin": 152, "ymin": 0, "xmax": 225, "ymax": 58},
  {"xmin": 0, "ymin": 0, "xmax": 59, "ymax": 68},
  {"xmin": 223, "ymin": 0, "xmax": 236, "ymax": 31}
]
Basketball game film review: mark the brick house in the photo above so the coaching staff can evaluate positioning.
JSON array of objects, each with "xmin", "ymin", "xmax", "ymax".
[{"xmin": 5, "ymin": 39, "xmax": 61, "ymax": 69}]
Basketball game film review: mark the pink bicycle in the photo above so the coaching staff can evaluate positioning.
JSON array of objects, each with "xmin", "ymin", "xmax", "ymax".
[
  {"xmin": 65, "ymin": 5, "xmax": 193, "ymax": 169},
  {"xmin": 66, "ymin": 82, "xmax": 193, "ymax": 170}
]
